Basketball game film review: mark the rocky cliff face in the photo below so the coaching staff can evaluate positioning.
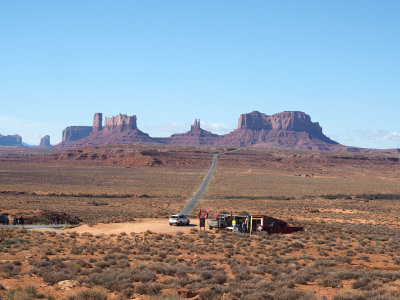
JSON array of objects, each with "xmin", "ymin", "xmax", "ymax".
[
  {"xmin": 39, "ymin": 135, "xmax": 51, "ymax": 147},
  {"xmin": 93, "ymin": 113, "xmax": 103, "ymax": 133},
  {"xmin": 238, "ymin": 111, "xmax": 323, "ymax": 133},
  {"xmin": 104, "ymin": 114, "xmax": 137, "ymax": 132},
  {"xmin": 58, "ymin": 111, "xmax": 343, "ymax": 151},
  {"xmin": 167, "ymin": 119, "xmax": 219, "ymax": 146},
  {"xmin": 0, "ymin": 134, "xmax": 23, "ymax": 146},
  {"xmin": 221, "ymin": 111, "xmax": 338, "ymax": 148},
  {"xmin": 62, "ymin": 126, "xmax": 93, "ymax": 143},
  {"xmin": 58, "ymin": 113, "xmax": 154, "ymax": 147}
]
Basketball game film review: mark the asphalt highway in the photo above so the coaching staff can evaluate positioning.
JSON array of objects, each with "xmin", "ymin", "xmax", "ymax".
[
  {"xmin": 179, "ymin": 149, "xmax": 238, "ymax": 215},
  {"xmin": 0, "ymin": 224, "xmax": 66, "ymax": 229}
]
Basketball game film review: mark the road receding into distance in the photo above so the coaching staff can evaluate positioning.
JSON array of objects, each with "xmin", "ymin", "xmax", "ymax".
[{"xmin": 179, "ymin": 149, "xmax": 238, "ymax": 215}]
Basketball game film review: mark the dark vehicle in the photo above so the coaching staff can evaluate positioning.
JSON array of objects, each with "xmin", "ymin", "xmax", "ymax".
[
  {"xmin": 257, "ymin": 221, "xmax": 303, "ymax": 234},
  {"xmin": 208, "ymin": 216, "xmax": 229, "ymax": 230},
  {"xmin": 0, "ymin": 214, "xmax": 9, "ymax": 225}
]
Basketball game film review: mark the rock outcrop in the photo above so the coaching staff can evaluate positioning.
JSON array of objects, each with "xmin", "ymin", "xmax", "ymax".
[
  {"xmin": 191, "ymin": 119, "xmax": 201, "ymax": 130},
  {"xmin": 167, "ymin": 119, "xmax": 220, "ymax": 146},
  {"xmin": 62, "ymin": 126, "xmax": 92, "ymax": 143},
  {"xmin": 0, "ymin": 134, "xmax": 23, "ymax": 146},
  {"xmin": 58, "ymin": 113, "xmax": 155, "ymax": 147},
  {"xmin": 93, "ymin": 113, "xmax": 103, "ymax": 133},
  {"xmin": 39, "ymin": 135, "xmax": 51, "ymax": 147},
  {"xmin": 104, "ymin": 114, "xmax": 137, "ymax": 132},
  {"xmin": 58, "ymin": 111, "xmax": 344, "ymax": 151},
  {"xmin": 237, "ymin": 111, "xmax": 335, "ymax": 143},
  {"xmin": 218, "ymin": 111, "xmax": 338, "ymax": 149}
]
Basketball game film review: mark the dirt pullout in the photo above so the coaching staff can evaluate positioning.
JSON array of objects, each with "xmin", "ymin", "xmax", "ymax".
[{"xmin": 66, "ymin": 218, "xmax": 200, "ymax": 235}]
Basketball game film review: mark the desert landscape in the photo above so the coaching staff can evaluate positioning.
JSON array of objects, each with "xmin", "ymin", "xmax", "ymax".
[
  {"xmin": 2, "ymin": 1, "xmax": 400, "ymax": 299},
  {"xmin": 0, "ymin": 145, "xmax": 399, "ymax": 299}
]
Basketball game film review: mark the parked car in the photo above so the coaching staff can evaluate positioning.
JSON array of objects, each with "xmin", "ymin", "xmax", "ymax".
[
  {"xmin": 0, "ymin": 214, "xmax": 9, "ymax": 225},
  {"xmin": 169, "ymin": 214, "xmax": 190, "ymax": 226},
  {"xmin": 257, "ymin": 221, "xmax": 303, "ymax": 234}
]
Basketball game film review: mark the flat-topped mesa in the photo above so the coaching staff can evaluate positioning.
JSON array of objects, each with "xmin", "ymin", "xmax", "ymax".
[
  {"xmin": 238, "ymin": 111, "xmax": 323, "ymax": 133},
  {"xmin": 62, "ymin": 126, "xmax": 93, "ymax": 143},
  {"xmin": 104, "ymin": 114, "xmax": 137, "ymax": 132},
  {"xmin": 93, "ymin": 113, "xmax": 103, "ymax": 133},
  {"xmin": 0, "ymin": 134, "xmax": 23, "ymax": 146},
  {"xmin": 39, "ymin": 135, "xmax": 51, "ymax": 147},
  {"xmin": 191, "ymin": 119, "xmax": 201, "ymax": 131}
]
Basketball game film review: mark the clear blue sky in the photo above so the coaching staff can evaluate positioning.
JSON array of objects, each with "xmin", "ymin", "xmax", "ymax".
[{"xmin": 0, "ymin": 1, "xmax": 399, "ymax": 148}]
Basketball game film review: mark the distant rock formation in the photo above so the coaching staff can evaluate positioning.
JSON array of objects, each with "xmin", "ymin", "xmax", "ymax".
[
  {"xmin": 58, "ymin": 113, "xmax": 155, "ymax": 147},
  {"xmin": 62, "ymin": 126, "xmax": 93, "ymax": 143},
  {"xmin": 104, "ymin": 114, "xmax": 137, "ymax": 132},
  {"xmin": 93, "ymin": 113, "xmax": 103, "ymax": 133},
  {"xmin": 237, "ymin": 111, "xmax": 335, "ymax": 143},
  {"xmin": 191, "ymin": 119, "xmax": 201, "ymax": 130},
  {"xmin": 0, "ymin": 134, "xmax": 23, "ymax": 146},
  {"xmin": 57, "ymin": 111, "xmax": 344, "ymax": 151},
  {"xmin": 39, "ymin": 135, "xmax": 51, "ymax": 147},
  {"xmin": 218, "ymin": 111, "xmax": 338, "ymax": 149},
  {"xmin": 167, "ymin": 119, "xmax": 220, "ymax": 146}
]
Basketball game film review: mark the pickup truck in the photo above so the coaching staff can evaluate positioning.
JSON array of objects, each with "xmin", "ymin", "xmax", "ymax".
[
  {"xmin": 257, "ymin": 221, "xmax": 303, "ymax": 234},
  {"xmin": 208, "ymin": 217, "xmax": 228, "ymax": 230}
]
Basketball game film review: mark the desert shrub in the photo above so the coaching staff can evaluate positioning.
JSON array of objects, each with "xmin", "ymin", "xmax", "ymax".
[
  {"xmin": 199, "ymin": 286, "xmax": 226, "ymax": 300},
  {"xmin": 314, "ymin": 259, "xmax": 336, "ymax": 267},
  {"xmin": 211, "ymin": 270, "xmax": 227, "ymax": 284},
  {"xmin": 134, "ymin": 283, "xmax": 162, "ymax": 295},
  {"xmin": 294, "ymin": 267, "xmax": 317, "ymax": 284},
  {"xmin": 85, "ymin": 267, "xmax": 156, "ymax": 291},
  {"xmin": 199, "ymin": 270, "xmax": 213, "ymax": 281},
  {"xmin": 40, "ymin": 269, "xmax": 73, "ymax": 285},
  {"xmin": 7, "ymin": 285, "xmax": 36, "ymax": 300},
  {"xmin": 331, "ymin": 269, "xmax": 361, "ymax": 280},
  {"xmin": 88, "ymin": 200, "xmax": 109, "ymax": 206},
  {"xmin": 242, "ymin": 291, "xmax": 274, "ymax": 300},
  {"xmin": 232, "ymin": 266, "xmax": 251, "ymax": 281},
  {"xmin": 345, "ymin": 249, "xmax": 357, "ymax": 257},
  {"xmin": 289, "ymin": 241, "xmax": 304, "ymax": 249},
  {"xmin": 333, "ymin": 291, "xmax": 368, "ymax": 300},
  {"xmin": 352, "ymin": 276, "xmax": 377, "ymax": 290},
  {"xmin": 2, "ymin": 238, "xmax": 30, "ymax": 246},
  {"xmin": 62, "ymin": 286, "xmax": 107, "ymax": 300},
  {"xmin": 71, "ymin": 246, "xmax": 85, "ymax": 255},
  {"xmin": 95, "ymin": 262, "xmax": 110, "ymax": 269},
  {"xmin": 274, "ymin": 288, "xmax": 316, "ymax": 300},
  {"xmin": 320, "ymin": 275, "xmax": 341, "ymax": 288},
  {"xmin": 0, "ymin": 262, "xmax": 21, "ymax": 278},
  {"xmin": 147, "ymin": 296, "xmax": 183, "ymax": 300}
]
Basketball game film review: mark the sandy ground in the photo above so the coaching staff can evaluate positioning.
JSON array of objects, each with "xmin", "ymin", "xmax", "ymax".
[{"xmin": 64, "ymin": 218, "xmax": 201, "ymax": 235}]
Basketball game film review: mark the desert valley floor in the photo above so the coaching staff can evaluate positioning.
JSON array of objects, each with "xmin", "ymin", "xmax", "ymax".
[{"xmin": 0, "ymin": 145, "xmax": 399, "ymax": 299}]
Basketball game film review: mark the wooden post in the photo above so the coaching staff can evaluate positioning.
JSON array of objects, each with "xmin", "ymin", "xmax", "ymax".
[{"xmin": 199, "ymin": 217, "xmax": 206, "ymax": 231}]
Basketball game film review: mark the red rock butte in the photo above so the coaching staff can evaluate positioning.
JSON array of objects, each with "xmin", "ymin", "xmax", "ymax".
[
  {"xmin": 0, "ymin": 134, "xmax": 23, "ymax": 147},
  {"xmin": 56, "ymin": 111, "xmax": 355, "ymax": 151}
]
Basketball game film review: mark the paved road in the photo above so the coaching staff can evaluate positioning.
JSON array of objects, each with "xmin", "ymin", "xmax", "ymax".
[
  {"xmin": 179, "ymin": 149, "xmax": 238, "ymax": 215},
  {"xmin": 0, "ymin": 224, "xmax": 66, "ymax": 230}
]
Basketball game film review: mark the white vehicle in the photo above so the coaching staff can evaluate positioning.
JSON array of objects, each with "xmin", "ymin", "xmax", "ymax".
[{"xmin": 169, "ymin": 214, "xmax": 190, "ymax": 226}]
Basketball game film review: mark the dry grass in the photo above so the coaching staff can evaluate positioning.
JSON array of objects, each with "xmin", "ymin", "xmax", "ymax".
[
  {"xmin": 0, "ymin": 145, "xmax": 399, "ymax": 299},
  {"xmin": 0, "ymin": 221, "xmax": 399, "ymax": 299}
]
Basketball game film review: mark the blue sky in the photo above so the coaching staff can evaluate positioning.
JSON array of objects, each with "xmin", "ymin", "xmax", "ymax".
[{"xmin": 0, "ymin": 1, "xmax": 399, "ymax": 148}]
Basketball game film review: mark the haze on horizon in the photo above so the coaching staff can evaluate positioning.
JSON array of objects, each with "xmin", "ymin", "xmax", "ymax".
[{"xmin": 0, "ymin": 1, "xmax": 399, "ymax": 148}]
